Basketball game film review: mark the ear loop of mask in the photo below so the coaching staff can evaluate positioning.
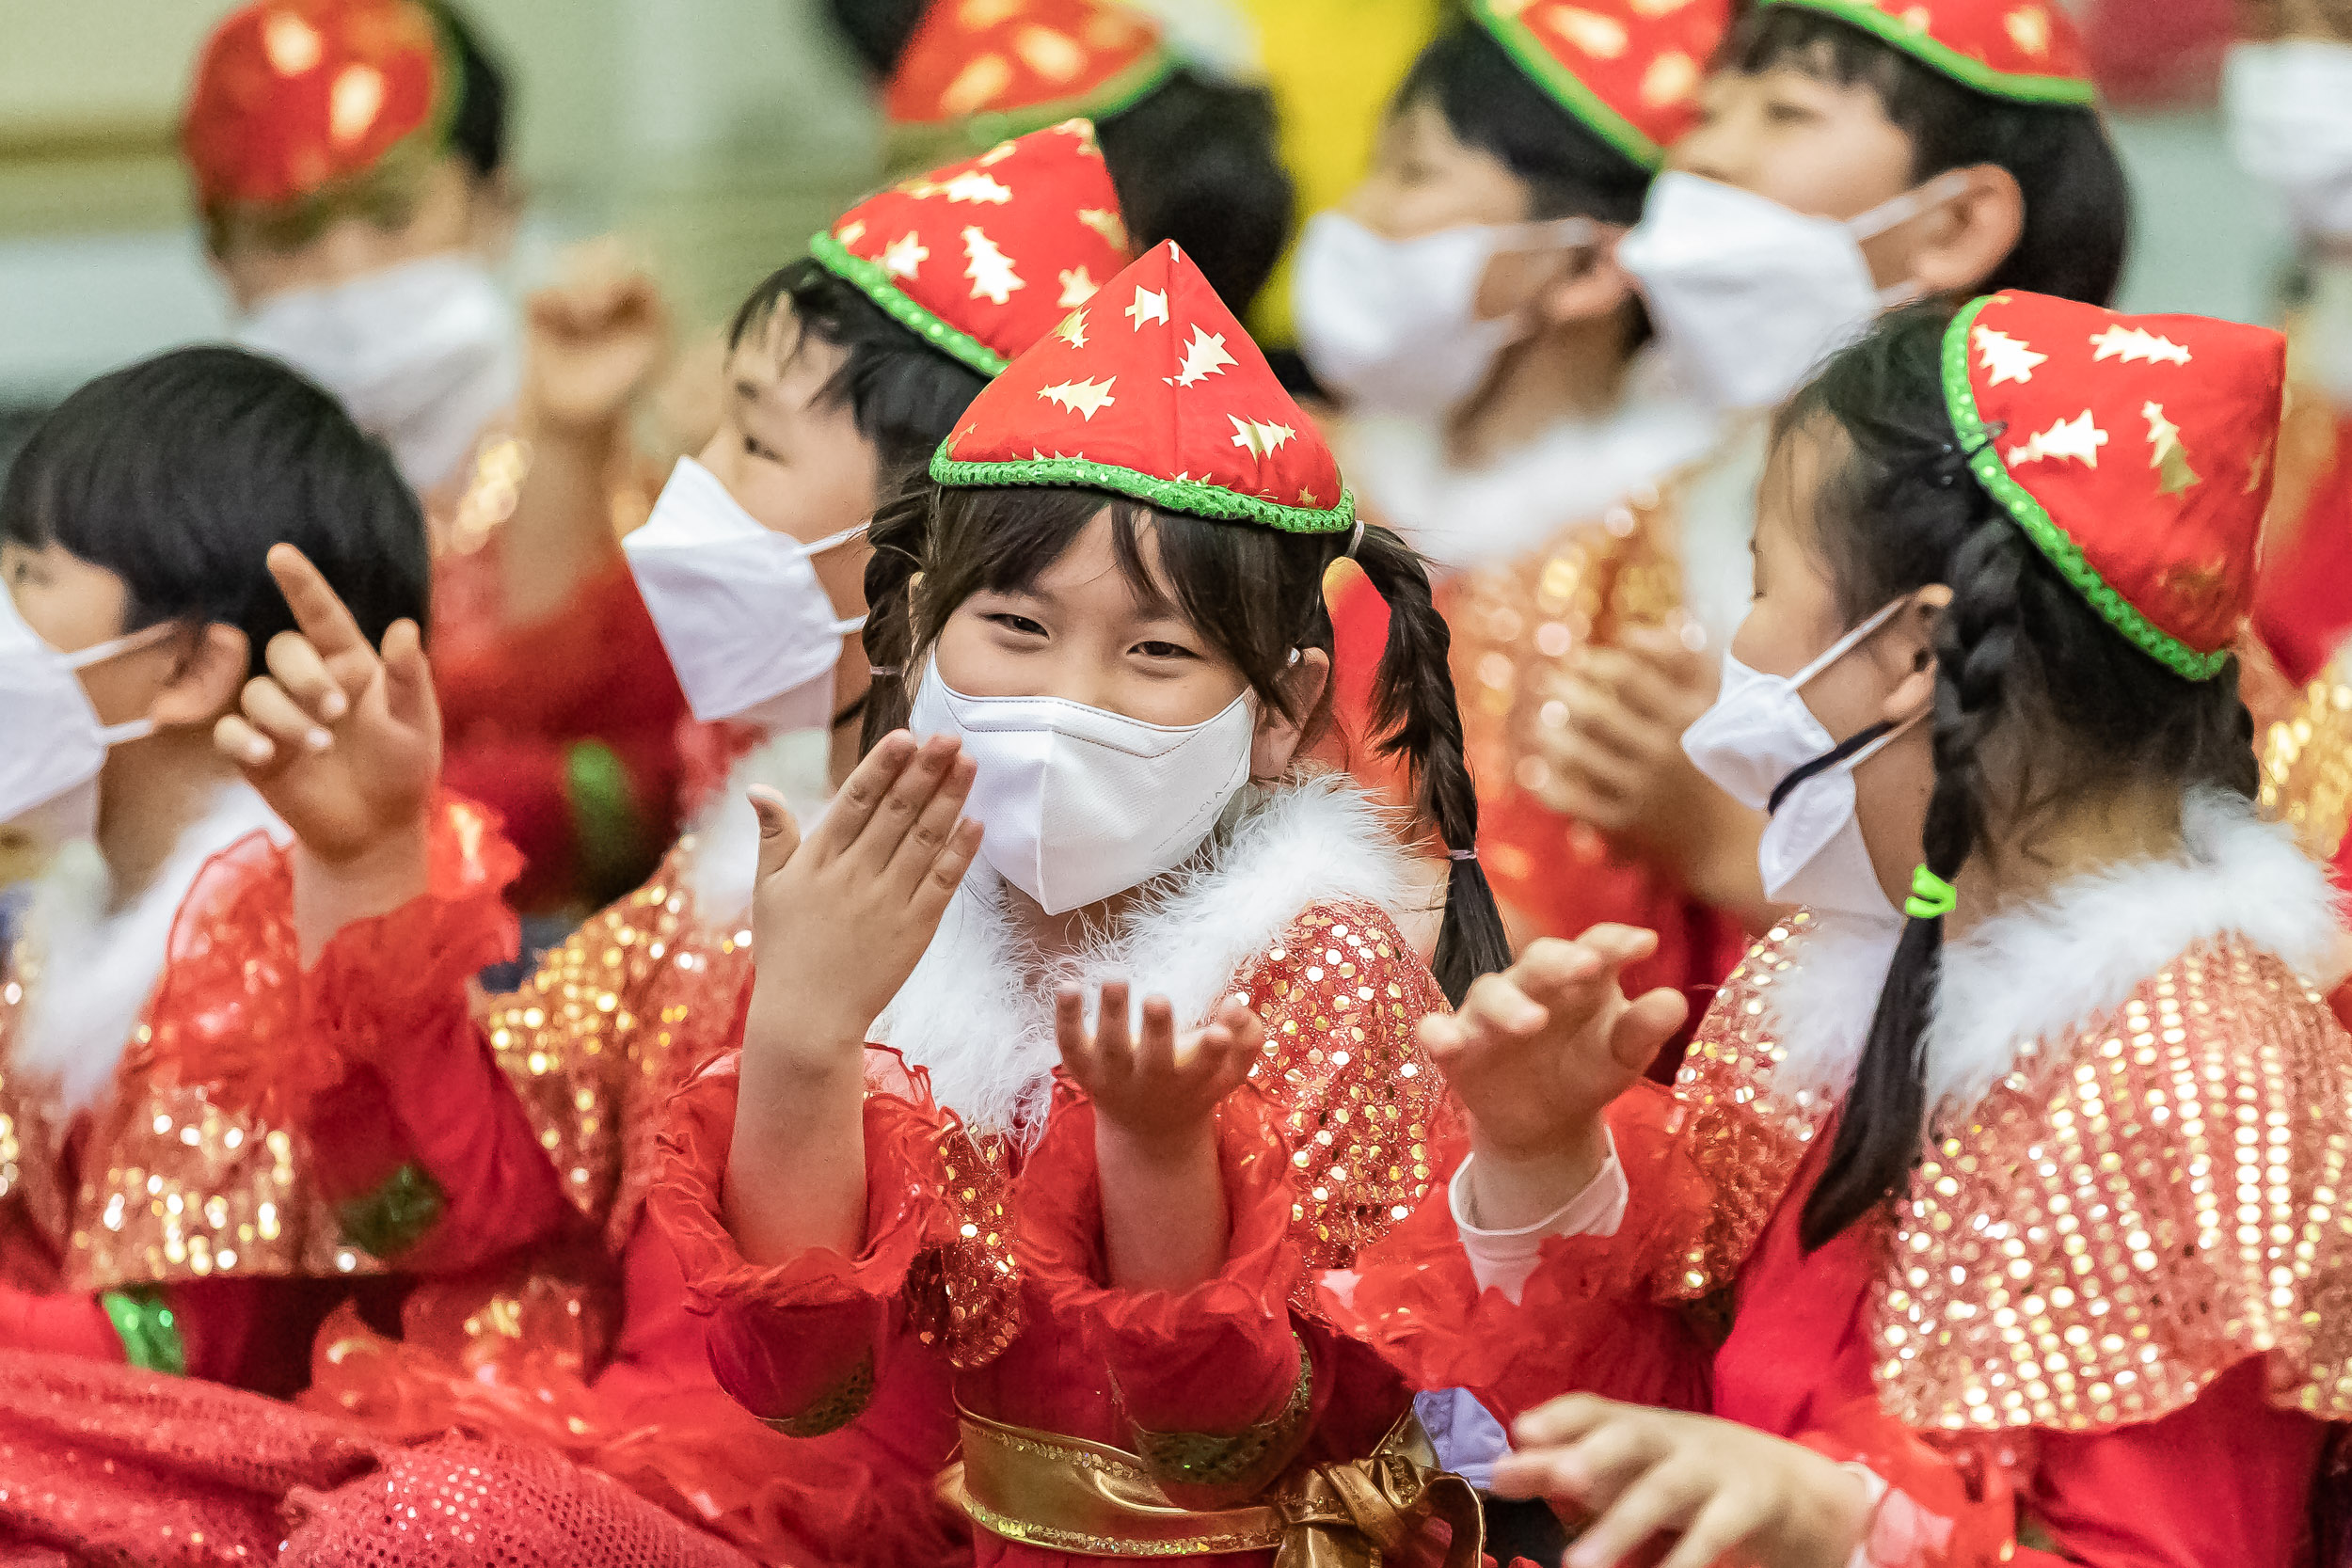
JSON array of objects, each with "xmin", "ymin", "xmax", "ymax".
[
  {"xmin": 65, "ymin": 621, "xmax": 179, "ymax": 745},
  {"xmin": 1847, "ymin": 168, "xmax": 1975, "ymax": 309},
  {"xmin": 805, "ymin": 520, "xmax": 872, "ymax": 638},
  {"xmin": 1761, "ymin": 595, "xmax": 1926, "ymax": 816}
]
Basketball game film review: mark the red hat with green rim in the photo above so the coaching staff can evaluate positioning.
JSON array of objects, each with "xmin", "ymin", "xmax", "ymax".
[
  {"xmin": 886, "ymin": 0, "xmax": 1176, "ymax": 147},
  {"xmin": 1467, "ymin": 0, "xmax": 1732, "ymax": 171},
  {"xmin": 932, "ymin": 240, "xmax": 1352, "ymax": 534},
  {"xmin": 812, "ymin": 119, "xmax": 1134, "ymax": 379},
  {"xmin": 1944, "ymin": 292, "xmax": 2284, "ymax": 680},
  {"xmin": 183, "ymin": 0, "xmax": 452, "ymax": 209},
  {"xmin": 1758, "ymin": 0, "xmax": 2094, "ymax": 104}
]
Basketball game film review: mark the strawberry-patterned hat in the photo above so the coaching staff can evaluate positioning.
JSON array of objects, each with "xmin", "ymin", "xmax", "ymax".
[
  {"xmin": 886, "ymin": 0, "xmax": 1175, "ymax": 144},
  {"xmin": 1468, "ymin": 0, "xmax": 1732, "ymax": 170},
  {"xmin": 183, "ymin": 0, "xmax": 451, "ymax": 209},
  {"xmin": 1759, "ymin": 0, "xmax": 2094, "ymax": 104},
  {"xmin": 1945, "ymin": 292, "xmax": 2285, "ymax": 679},
  {"xmin": 932, "ymin": 240, "xmax": 1352, "ymax": 533},
  {"xmin": 813, "ymin": 119, "xmax": 1135, "ymax": 378}
]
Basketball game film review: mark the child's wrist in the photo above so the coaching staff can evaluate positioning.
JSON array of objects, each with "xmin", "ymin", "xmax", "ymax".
[
  {"xmin": 1094, "ymin": 1112, "xmax": 1219, "ymax": 1172},
  {"xmin": 1465, "ymin": 1116, "xmax": 1611, "ymax": 1231}
]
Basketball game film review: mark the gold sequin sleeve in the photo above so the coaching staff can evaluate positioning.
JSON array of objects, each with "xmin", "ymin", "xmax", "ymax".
[
  {"xmin": 2260, "ymin": 647, "xmax": 2352, "ymax": 863},
  {"xmin": 1876, "ymin": 936, "xmax": 2352, "ymax": 1433},
  {"xmin": 1239, "ymin": 900, "xmax": 1456, "ymax": 1271}
]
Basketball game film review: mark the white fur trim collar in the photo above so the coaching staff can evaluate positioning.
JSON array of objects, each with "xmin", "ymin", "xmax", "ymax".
[
  {"xmin": 873, "ymin": 775, "xmax": 1410, "ymax": 1142},
  {"xmin": 1767, "ymin": 791, "xmax": 2344, "ymax": 1116},
  {"xmin": 12, "ymin": 783, "xmax": 286, "ymax": 1116}
]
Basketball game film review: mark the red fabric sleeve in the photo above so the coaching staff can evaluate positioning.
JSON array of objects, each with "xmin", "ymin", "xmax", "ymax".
[
  {"xmin": 1327, "ymin": 1084, "xmax": 1716, "ymax": 1423},
  {"xmin": 652, "ymin": 1053, "xmax": 951, "ymax": 1428},
  {"xmin": 0, "ymin": 1282, "xmax": 125, "ymax": 1363},
  {"xmin": 1015, "ymin": 1085, "xmax": 1307, "ymax": 1442}
]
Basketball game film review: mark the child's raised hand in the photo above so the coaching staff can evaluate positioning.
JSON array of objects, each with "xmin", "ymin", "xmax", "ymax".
[
  {"xmin": 1056, "ymin": 983, "xmax": 1263, "ymax": 1153},
  {"xmin": 742, "ymin": 733, "xmax": 982, "ymax": 1078},
  {"xmin": 215, "ymin": 545, "xmax": 438, "ymax": 866},
  {"xmin": 521, "ymin": 250, "xmax": 671, "ymax": 437},
  {"xmin": 1530, "ymin": 623, "xmax": 1716, "ymax": 836},
  {"xmin": 1492, "ymin": 1395, "xmax": 1873, "ymax": 1568}
]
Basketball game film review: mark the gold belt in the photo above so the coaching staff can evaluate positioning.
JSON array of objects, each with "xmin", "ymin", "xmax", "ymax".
[{"xmin": 942, "ymin": 1405, "xmax": 1484, "ymax": 1565}]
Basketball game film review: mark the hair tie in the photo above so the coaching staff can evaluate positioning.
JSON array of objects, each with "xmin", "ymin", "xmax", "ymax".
[
  {"xmin": 1903, "ymin": 864, "xmax": 1958, "ymax": 921},
  {"xmin": 1447, "ymin": 847, "xmax": 1478, "ymax": 863},
  {"xmin": 868, "ymin": 664, "xmax": 902, "ymax": 679},
  {"xmin": 1344, "ymin": 518, "xmax": 1365, "ymax": 560}
]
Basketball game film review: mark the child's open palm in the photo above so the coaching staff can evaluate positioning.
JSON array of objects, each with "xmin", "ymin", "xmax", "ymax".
[
  {"xmin": 1055, "ymin": 983, "xmax": 1263, "ymax": 1150},
  {"xmin": 215, "ymin": 545, "xmax": 438, "ymax": 865}
]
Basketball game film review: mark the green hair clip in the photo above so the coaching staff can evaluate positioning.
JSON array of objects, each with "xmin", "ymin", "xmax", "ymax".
[{"xmin": 1904, "ymin": 864, "xmax": 1958, "ymax": 922}]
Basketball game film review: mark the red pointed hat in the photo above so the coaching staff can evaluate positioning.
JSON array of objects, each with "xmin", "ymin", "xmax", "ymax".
[
  {"xmin": 183, "ymin": 0, "xmax": 451, "ymax": 209},
  {"xmin": 1759, "ymin": 0, "xmax": 2092, "ymax": 103},
  {"xmin": 1469, "ymin": 0, "xmax": 1732, "ymax": 170},
  {"xmin": 886, "ymin": 0, "xmax": 1175, "ymax": 140},
  {"xmin": 933, "ymin": 240, "xmax": 1352, "ymax": 533},
  {"xmin": 815, "ymin": 120, "xmax": 1133, "ymax": 378},
  {"xmin": 1945, "ymin": 293, "xmax": 2284, "ymax": 679}
]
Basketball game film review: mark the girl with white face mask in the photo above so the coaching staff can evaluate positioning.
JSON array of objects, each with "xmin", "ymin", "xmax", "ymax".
[{"xmin": 664, "ymin": 242, "xmax": 1510, "ymax": 1567}]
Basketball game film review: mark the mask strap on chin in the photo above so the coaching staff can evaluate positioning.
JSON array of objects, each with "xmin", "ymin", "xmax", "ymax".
[{"xmin": 1765, "ymin": 704, "xmax": 1928, "ymax": 816}]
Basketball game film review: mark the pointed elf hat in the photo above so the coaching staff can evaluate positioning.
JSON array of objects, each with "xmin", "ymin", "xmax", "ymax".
[
  {"xmin": 814, "ymin": 119, "xmax": 1134, "ymax": 378},
  {"xmin": 1945, "ymin": 292, "xmax": 2285, "ymax": 679},
  {"xmin": 1469, "ymin": 0, "xmax": 1732, "ymax": 170},
  {"xmin": 183, "ymin": 0, "xmax": 452, "ymax": 209},
  {"xmin": 1758, "ymin": 0, "xmax": 2093, "ymax": 104},
  {"xmin": 933, "ymin": 240, "xmax": 1352, "ymax": 533},
  {"xmin": 886, "ymin": 0, "xmax": 1176, "ymax": 144}
]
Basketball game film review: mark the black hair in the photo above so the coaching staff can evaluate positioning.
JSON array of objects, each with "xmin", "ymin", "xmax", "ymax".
[
  {"xmin": 421, "ymin": 0, "xmax": 511, "ymax": 182},
  {"xmin": 1395, "ymin": 21, "xmax": 1654, "ymax": 225},
  {"xmin": 1778, "ymin": 303, "xmax": 2257, "ymax": 1249},
  {"xmin": 820, "ymin": 0, "xmax": 930, "ymax": 77},
  {"xmin": 728, "ymin": 256, "xmax": 991, "ymax": 487},
  {"xmin": 860, "ymin": 483, "xmax": 1512, "ymax": 1005},
  {"xmin": 1721, "ymin": 7, "xmax": 2130, "ymax": 307},
  {"xmin": 1, "ymin": 346, "xmax": 429, "ymax": 677},
  {"xmin": 1095, "ymin": 69, "xmax": 1295, "ymax": 317}
]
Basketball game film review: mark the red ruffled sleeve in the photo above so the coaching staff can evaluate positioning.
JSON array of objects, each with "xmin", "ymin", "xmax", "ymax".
[
  {"xmin": 1015, "ymin": 1081, "xmax": 1308, "ymax": 1459},
  {"xmin": 1326, "ymin": 1083, "xmax": 1716, "ymax": 1424},
  {"xmin": 651, "ymin": 1051, "xmax": 954, "ymax": 1433}
]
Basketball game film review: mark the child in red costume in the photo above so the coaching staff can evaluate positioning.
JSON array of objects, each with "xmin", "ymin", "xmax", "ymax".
[
  {"xmin": 1335, "ymin": 294, "xmax": 2352, "ymax": 1568},
  {"xmin": 0, "ymin": 347, "xmax": 540, "ymax": 1393},
  {"xmin": 653, "ymin": 241, "xmax": 1510, "ymax": 1566}
]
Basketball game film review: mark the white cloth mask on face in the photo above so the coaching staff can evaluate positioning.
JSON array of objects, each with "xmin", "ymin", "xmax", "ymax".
[
  {"xmin": 624, "ymin": 456, "xmax": 869, "ymax": 734},
  {"xmin": 1618, "ymin": 170, "xmax": 1968, "ymax": 412},
  {"xmin": 1292, "ymin": 210, "xmax": 1597, "ymax": 417},
  {"xmin": 236, "ymin": 254, "xmax": 520, "ymax": 494},
  {"xmin": 0, "ymin": 592, "xmax": 169, "ymax": 847},
  {"xmin": 2226, "ymin": 41, "xmax": 2352, "ymax": 241},
  {"xmin": 1681, "ymin": 597, "xmax": 1920, "ymax": 925},
  {"xmin": 907, "ymin": 661, "xmax": 1258, "ymax": 916}
]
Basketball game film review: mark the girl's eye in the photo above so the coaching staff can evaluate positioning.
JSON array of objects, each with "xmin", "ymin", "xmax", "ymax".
[
  {"xmin": 1763, "ymin": 100, "xmax": 1814, "ymax": 125},
  {"xmin": 743, "ymin": 435, "xmax": 783, "ymax": 463},
  {"xmin": 1134, "ymin": 640, "xmax": 1199, "ymax": 661},
  {"xmin": 985, "ymin": 612, "xmax": 1048, "ymax": 637}
]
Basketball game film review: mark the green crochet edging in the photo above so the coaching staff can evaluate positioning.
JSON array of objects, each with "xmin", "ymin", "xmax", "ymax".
[
  {"xmin": 1467, "ymin": 0, "xmax": 1665, "ymax": 170},
  {"xmin": 810, "ymin": 231, "xmax": 1009, "ymax": 377},
  {"xmin": 931, "ymin": 448, "xmax": 1357, "ymax": 535},
  {"xmin": 1940, "ymin": 296, "xmax": 2227, "ymax": 682},
  {"xmin": 100, "ymin": 1288, "xmax": 186, "ymax": 1377},
  {"xmin": 336, "ymin": 1160, "xmax": 449, "ymax": 1261},
  {"xmin": 1762, "ymin": 0, "xmax": 2096, "ymax": 105}
]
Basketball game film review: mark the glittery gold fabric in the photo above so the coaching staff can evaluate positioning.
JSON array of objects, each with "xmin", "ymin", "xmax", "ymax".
[{"xmin": 2259, "ymin": 647, "xmax": 2352, "ymax": 863}]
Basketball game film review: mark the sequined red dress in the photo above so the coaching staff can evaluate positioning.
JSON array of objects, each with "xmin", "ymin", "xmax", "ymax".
[
  {"xmin": 1334, "ymin": 797, "xmax": 2352, "ymax": 1567},
  {"xmin": 652, "ymin": 780, "xmax": 1470, "ymax": 1566}
]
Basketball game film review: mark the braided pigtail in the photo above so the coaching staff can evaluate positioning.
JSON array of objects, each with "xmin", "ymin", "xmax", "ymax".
[
  {"xmin": 1348, "ymin": 522, "xmax": 1511, "ymax": 1005},
  {"xmin": 857, "ymin": 481, "xmax": 932, "ymax": 756},
  {"xmin": 1800, "ymin": 517, "xmax": 2027, "ymax": 1249}
]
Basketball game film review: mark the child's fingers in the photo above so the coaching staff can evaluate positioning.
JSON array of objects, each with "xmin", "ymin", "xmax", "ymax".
[
  {"xmin": 1053, "ymin": 985, "xmax": 1093, "ymax": 1075},
  {"xmin": 1512, "ymin": 1392, "xmax": 1617, "ymax": 1449},
  {"xmin": 849, "ymin": 736, "xmax": 961, "ymax": 869},
  {"xmin": 1564, "ymin": 1461, "xmax": 1708, "ymax": 1568},
  {"xmin": 1216, "ymin": 994, "xmax": 1265, "ymax": 1061},
  {"xmin": 882, "ymin": 753, "xmax": 977, "ymax": 894},
  {"xmin": 262, "ymin": 630, "xmax": 349, "ymax": 723},
  {"xmin": 1455, "ymin": 973, "xmax": 1549, "ymax": 1041},
  {"xmin": 266, "ymin": 545, "xmax": 368, "ymax": 659},
  {"xmin": 215, "ymin": 714, "xmax": 278, "ymax": 772},
  {"xmin": 241, "ymin": 677, "xmax": 333, "ymax": 754},
  {"xmin": 810, "ymin": 733, "xmax": 917, "ymax": 855},
  {"xmin": 1095, "ymin": 982, "xmax": 1134, "ymax": 1075},
  {"xmin": 1135, "ymin": 995, "xmax": 1178, "ymax": 1083},
  {"xmin": 1537, "ymin": 1419, "xmax": 1662, "ymax": 1511},
  {"xmin": 1651, "ymin": 1493, "xmax": 1771, "ymax": 1568},
  {"xmin": 913, "ymin": 818, "xmax": 984, "ymax": 916},
  {"xmin": 1609, "ymin": 988, "xmax": 1688, "ymax": 1073},
  {"xmin": 748, "ymin": 786, "xmax": 802, "ymax": 884},
  {"xmin": 379, "ymin": 620, "xmax": 437, "ymax": 733}
]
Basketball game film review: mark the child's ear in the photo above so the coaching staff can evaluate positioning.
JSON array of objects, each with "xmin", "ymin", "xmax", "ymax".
[
  {"xmin": 1532, "ymin": 230, "xmax": 1636, "ymax": 329},
  {"xmin": 1250, "ymin": 647, "xmax": 1332, "ymax": 782},
  {"xmin": 148, "ymin": 624, "xmax": 251, "ymax": 732},
  {"xmin": 1877, "ymin": 585, "xmax": 1951, "ymax": 724},
  {"xmin": 1906, "ymin": 165, "xmax": 2026, "ymax": 299}
]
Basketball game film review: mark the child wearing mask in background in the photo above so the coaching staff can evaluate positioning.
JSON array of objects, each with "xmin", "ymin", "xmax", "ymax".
[
  {"xmin": 116, "ymin": 123, "xmax": 1133, "ymax": 1568},
  {"xmin": 1342, "ymin": 293, "xmax": 2352, "ymax": 1568},
  {"xmin": 183, "ymin": 0, "xmax": 690, "ymax": 915}
]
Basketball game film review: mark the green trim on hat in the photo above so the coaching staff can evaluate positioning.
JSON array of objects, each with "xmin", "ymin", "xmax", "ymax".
[
  {"xmin": 1466, "ymin": 0, "xmax": 1664, "ymax": 171},
  {"xmin": 1940, "ymin": 296, "xmax": 2227, "ymax": 682},
  {"xmin": 101, "ymin": 1289, "xmax": 186, "ymax": 1377},
  {"xmin": 932, "ymin": 46, "xmax": 1178, "ymax": 150},
  {"xmin": 931, "ymin": 446, "xmax": 1358, "ymax": 535},
  {"xmin": 808, "ymin": 230, "xmax": 1010, "ymax": 377},
  {"xmin": 1762, "ymin": 0, "xmax": 2097, "ymax": 105}
]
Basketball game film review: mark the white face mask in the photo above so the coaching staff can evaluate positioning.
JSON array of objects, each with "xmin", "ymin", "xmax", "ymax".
[
  {"xmin": 1618, "ymin": 171, "xmax": 1966, "ymax": 412},
  {"xmin": 2226, "ymin": 41, "xmax": 2352, "ymax": 241},
  {"xmin": 907, "ymin": 661, "xmax": 1258, "ymax": 916},
  {"xmin": 1680, "ymin": 597, "xmax": 1921, "ymax": 926},
  {"xmin": 0, "ymin": 592, "xmax": 169, "ymax": 848},
  {"xmin": 1291, "ymin": 209, "xmax": 1595, "ymax": 417},
  {"xmin": 236, "ymin": 254, "xmax": 520, "ymax": 494},
  {"xmin": 623, "ymin": 456, "xmax": 869, "ymax": 734}
]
